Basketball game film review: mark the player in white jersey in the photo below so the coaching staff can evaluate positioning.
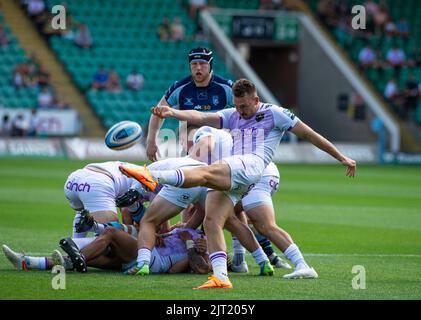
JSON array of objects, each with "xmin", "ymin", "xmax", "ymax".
[
  {"xmin": 122, "ymin": 125, "xmax": 275, "ymax": 277},
  {"xmin": 120, "ymin": 79, "xmax": 356, "ymax": 289},
  {"xmin": 64, "ymin": 161, "xmax": 146, "ymax": 238}
]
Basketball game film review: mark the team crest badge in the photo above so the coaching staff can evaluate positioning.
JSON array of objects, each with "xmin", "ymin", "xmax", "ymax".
[{"xmin": 212, "ymin": 95, "xmax": 219, "ymax": 106}]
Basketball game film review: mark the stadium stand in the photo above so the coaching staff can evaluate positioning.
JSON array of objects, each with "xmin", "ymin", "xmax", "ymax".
[
  {"xmin": 0, "ymin": 12, "xmax": 42, "ymax": 110},
  {"xmin": 37, "ymin": 0, "xmax": 235, "ymax": 132},
  {"xmin": 306, "ymin": 0, "xmax": 421, "ymax": 125}
]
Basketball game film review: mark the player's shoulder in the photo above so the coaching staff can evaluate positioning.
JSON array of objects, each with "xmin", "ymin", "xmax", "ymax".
[{"xmin": 212, "ymin": 74, "xmax": 234, "ymax": 87}]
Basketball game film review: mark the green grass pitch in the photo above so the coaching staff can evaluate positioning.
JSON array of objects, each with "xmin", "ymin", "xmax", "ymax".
[{"xmin": 0, "ymin": 158, "xmax": 420, "ymax": 300}]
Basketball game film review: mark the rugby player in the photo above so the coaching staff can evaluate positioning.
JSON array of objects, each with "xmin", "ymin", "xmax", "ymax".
[
  {"xmin": 64, "ymin": 161, "xmax": 146, "ymax": 238},
  {"xmin": 120, "ymin": 79, "xmax": 356, "ymax": 289}
]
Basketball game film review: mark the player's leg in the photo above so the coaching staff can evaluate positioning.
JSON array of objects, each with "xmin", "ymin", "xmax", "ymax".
[
  {"xmin": 120, "ymin": 161, "xmax": 232, "ymax": 191},
  {"xmin": 224, "ymin": 215, "xmax": 273, "ymax": 276},
  {"xmin": 127, "ymin": 195, "xmax": 184, "ymax": 275},
  {"xmin": 194, "ymin": 191, "xmax": 234, "ymax": 289},
  {"xmin": 229, "ymin": 210, "xmax": 248, "ymax": 273},
  {"xmin": 246, "ymin": 204, "xmax": 318, "ymax": 279},
  {"xmin": 2, "ymin": 244, "xmax": 58, "ymax": 271}
]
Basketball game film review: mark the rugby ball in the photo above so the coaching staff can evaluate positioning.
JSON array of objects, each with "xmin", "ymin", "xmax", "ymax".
[{"xmin": 105, "ymin": 121, "xmax": 143, "ymax": 150}]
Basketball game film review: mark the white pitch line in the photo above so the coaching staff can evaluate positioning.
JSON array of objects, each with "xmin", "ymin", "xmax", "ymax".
[
  {"xmin": 303, "ymin": 253, "xmax": 421, "ymax": 258},
  {"xmin": 20, "ymin": 252, "xmax": 421, "ymax": 258}
]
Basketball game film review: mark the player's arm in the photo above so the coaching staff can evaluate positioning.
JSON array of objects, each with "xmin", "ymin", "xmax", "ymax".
[
  {"xmin": 290, "ymin": 120, "xmax": 356, "ymax": 177},
  {"xmin": 178, "ymin": 231, "xmax": 211, "ymax": 274},
  {"xmin": 151, "ymin": 106, "xmax": 221, "ymax": 128},
  {"xmin": 146, "ymin": 96, "xmax": 169, "ymax": 161},
  {"xmin": 168, "ymin": 258, "xmax": 189, "ymax": 274}
]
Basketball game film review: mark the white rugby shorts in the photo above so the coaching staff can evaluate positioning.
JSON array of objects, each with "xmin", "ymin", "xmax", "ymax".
[{"xmin": 64, "ymin": 169, "xmax": 118, "ymax": 213}]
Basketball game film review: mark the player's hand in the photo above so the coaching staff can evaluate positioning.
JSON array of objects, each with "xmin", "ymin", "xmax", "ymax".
[
  {"xmin": 194, "ymin": 237, "xmax": 207, "ymax": 254},
  {"xmin": 178, "ymin": 230, "xmax": 193, "ymax": 241},
  {"xmin": 151, "ymin": 106, "xmax": 173, "ymax": 119},
  {"xmin": 341, "ymin": 156, "xmax": 357, "ymax": 177},
  {"xmin": 146, "ymin": 141, "xmax": 159, "ymax": 162}
]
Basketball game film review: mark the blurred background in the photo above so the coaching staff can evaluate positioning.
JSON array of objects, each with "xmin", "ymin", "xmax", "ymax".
[{"xmin": 0, "ymin": 0, "xmax": 420, "ymax": 164}]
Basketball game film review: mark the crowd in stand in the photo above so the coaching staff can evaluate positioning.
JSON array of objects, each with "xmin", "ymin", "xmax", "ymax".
[
  {"xmin": 91, "ymin": 66, "xmax": 145, "ymax": 93},
  {"xmin": 313, "ymin": 0, "xmax": 421, "ymax": 122}
]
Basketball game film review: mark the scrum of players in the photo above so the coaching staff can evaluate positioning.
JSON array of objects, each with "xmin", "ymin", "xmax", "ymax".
[{"xmin": 2, "ymin": 48, "xmax": 356, "ymax": 289}]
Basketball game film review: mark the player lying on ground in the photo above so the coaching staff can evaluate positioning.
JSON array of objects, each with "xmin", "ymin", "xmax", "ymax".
[
  {"xmin": 2, "ymin": 228, "xmax": 210, "ymax": 275},
  {"xmin": 119, "ymin": 78, "xmax": 356, "ymax": 289}
]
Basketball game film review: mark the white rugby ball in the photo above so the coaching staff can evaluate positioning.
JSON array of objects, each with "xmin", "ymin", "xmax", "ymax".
[{"xmin": 105, "ymin": 120, "xmax": 143, "ymax": 150}]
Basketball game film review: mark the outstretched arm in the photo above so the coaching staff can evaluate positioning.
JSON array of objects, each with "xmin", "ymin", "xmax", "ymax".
[
  {"xmin": 146, "ymin": 96, "xmax": 168, "ymax": 161},
  {"xmin": 151, "ymin": 106, "xmax": 221, "ymax": 128},
  {"xmin": 290, "ymin": 120, "xmax": 357, "ymax": 177}
]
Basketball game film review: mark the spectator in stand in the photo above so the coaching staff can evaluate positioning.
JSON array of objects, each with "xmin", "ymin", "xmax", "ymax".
[
  {"xmin": 171, "ymin": 16, "xmax": 185, "ymax": 41},
  {"xmin": 404, "ymin": 74, "xmax": 419, "ymax": 119},
  {"xmin": 396, "ymin": 18, "xmax": 411, "ymax": 38},
  {"xmin": 386, "ymin": 46, "xmax": 406, "ymax": 74},
  {"xmin": 27, "ymin": 108, "xmax": 39, "ymax": 137},
  {"xmin": 36, "ymin": 66, "xmax": 50, "ymax": 89},
  {"xmin": 316, "ymin": 0, "xmax": 336, "ymax": 28},
  {"xmin": 409, "ymin": 46, "xmax": 421, "ymax": 68},
  {"xmin": 384, "ymin": 19, "xmax": 397, "ymax": 37},
  {"xmin": 0, "ymin": 25, "xmax": 9, "ymax": 47},
  {"xmin": 106, "ymin": 69, "xmax": 122, "ymax": 93},
  {"xmin": 358, "ymin": 44, "xmax": 377, "ymax": 69},
  {"xmin": 126, "ymin": 69, "xmax": 145, "ymax": 91},
  {"xmin": 12, "ymin": 64, "xmax": 27, "ymax": 89},
  {"xmin": 373, "ymin": 3, "xmax": 389, "ymax": 36},
  {"xmin": 10, "ymin": 114, "xmax": 28, "ymax": 137},
  {"xmin": 157, "ymin": 16, "xmax": 171, "ymax": 41},
  {"xmin": 188, "ymin": 0, "xmax": 207, "ymax": 22},
  {"xmin": 37, "ymin": 86, "xmax": 53, "ymax": 108},
  {"xmin": 26, "ymin": 0, "xmax": 45, "ymax": 18},
  {"xmin": 384, "ymin": 78, "xmax": 400, "ymax": 102},
  {"xmin": 74, "ymin": 24, "xmax": 93, "ymax": 49},
  {"xmin": 91, "ymin": 66, "xmax": 108, "ymax": 90},
  {"xmin": 0, "ymin": 114, "xmax": 12, "ymax": 137},
  {"xmin": 364, "ymin": 0, "xmax": 379, "ymax": 17}
]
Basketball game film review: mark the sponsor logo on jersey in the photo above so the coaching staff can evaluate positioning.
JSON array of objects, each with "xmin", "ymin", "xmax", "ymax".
[
  {"xmin": 181, "ymin": 194, "xmax": 190, "ymax": 201},
  {"xmin": 197, "ymin": 91, "xmax": 208, "ymax": 100},
  {"xmin": 66, "ymin": 180, "xmax": 91, "ymax": 192},
  {"xmin": 194, "ymin": 105, "xmax": 202, "ymax": 110},
  {"xmin": 255, "ymin": 113, "xmax": 265, "ymax": 122},
  {"xmin": 184, "ymin": 98, "xmax": 194, "ymax": 106}
]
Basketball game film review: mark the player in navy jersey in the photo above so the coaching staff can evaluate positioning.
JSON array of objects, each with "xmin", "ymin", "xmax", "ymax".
[{"xmin": 146, "ymin": 47, "xmax": 234, "ymax": 162}]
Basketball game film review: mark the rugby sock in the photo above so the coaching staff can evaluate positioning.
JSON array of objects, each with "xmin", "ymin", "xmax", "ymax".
[
  {"xmin": 24, "ymin": 256, "xmax": 49, "ymax": 270},
  {"xmin": 255, "ymin": 233, "xmax": 275, "ymax": 257},
  {"xmin": 209, "ymin": 251, "xmax": 229, "ymax": 281},
  {"xmin": 232, "ymin": 236, "xmax": 246, "ymax": 266},
  {"xmin": 72, "ymin": 237, "xmax": 96, "ymax": 250},
  {"xmin": 72, "ymin": 212, "xmax": 88, "ymax": 238},
  {"xmin": 137, "ymin": 248, "xmax": 151, "ymax": 267},
  {"xmin": 150, "ymin": 169, "xmax": 185, "ymax": 187},
  {"xmin": 284, "ymin": 243, "xmax": 309, "ymax": 270},
  {"xmin": 251, "ymin": 247, "xmax": 269, "ymax": 266}
]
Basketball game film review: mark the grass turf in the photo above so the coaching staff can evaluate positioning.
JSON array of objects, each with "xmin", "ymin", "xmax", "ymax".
[{"xmin": 0, "ymin": 159, "xmax": 420, "ymax": 300}]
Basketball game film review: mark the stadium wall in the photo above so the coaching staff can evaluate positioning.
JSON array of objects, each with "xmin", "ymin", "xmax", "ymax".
[{"xmin": 298, "ymin": 23, "xmax": 377, "ymax": 143}]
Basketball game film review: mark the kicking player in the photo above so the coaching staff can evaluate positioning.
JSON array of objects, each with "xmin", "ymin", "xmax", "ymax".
[
  {"xmin": 120, "ymin": 78, "xmax": 356, "ymax": 289},
  {"xmin": 64, "ymin": 161, "xmax": 145, "ymax": 238}
]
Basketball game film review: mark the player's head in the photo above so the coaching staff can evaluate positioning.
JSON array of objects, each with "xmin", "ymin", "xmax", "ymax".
[
  {"xmin": 232, "ymin": 79, "xmax": 260, "ymax": 119},
  {"xmin": 189, "ymin": 47, "xmax": 213, "ymax": 84}
]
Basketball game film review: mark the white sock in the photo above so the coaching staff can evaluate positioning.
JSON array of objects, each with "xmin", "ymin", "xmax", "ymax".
[
  {"xmin": 209, "ymin": 251, "xmax": 229, "ymax": 281},
  {"xmin": 251, "ymin": 247, "xmax": 268, "ymax": 266},
  {"xmin": 151, "ymin": 169, "xmax": 185, "ymax": 187},
  {"xmin": 232, "ymin": 236, "xmax": 246, "ymax": 265},
  {"xmin": 137, "ymin": 248, "xmax": 151, "ymax": 267},
  {"xmin": 284, "ymin": 243, "xmax": 308, "ymax": 269},
  {"xmin": 24, "ymin": 256, "xmax": 48, "ymax": 270},
  {"xmin": 72, "ymin": 212, "xmax": 88, "ymax": 238},
  {"xmin": 72, "ymin": 237, "xmax": 96, "ymax": 250}
]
